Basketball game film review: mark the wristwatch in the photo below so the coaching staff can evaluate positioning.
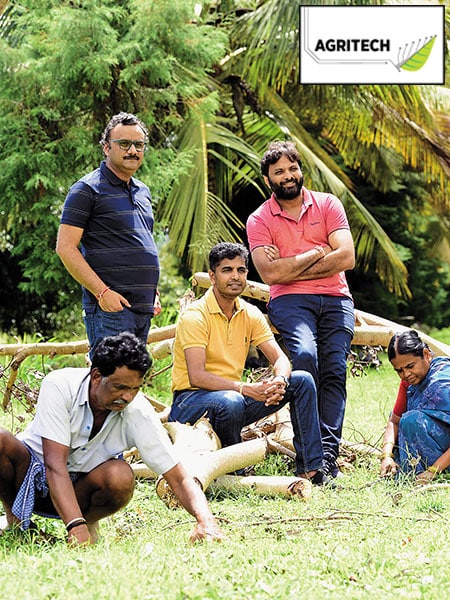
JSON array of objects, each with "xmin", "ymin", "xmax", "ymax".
[{"xmin": 280, "ymin": 375, "xmax": 290, "ymax": 387}]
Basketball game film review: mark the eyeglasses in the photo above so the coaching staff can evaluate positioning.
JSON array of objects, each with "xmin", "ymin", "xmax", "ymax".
[{"xmin": 109, "ymin": 139, "xmax": 148, "ymax": 152}]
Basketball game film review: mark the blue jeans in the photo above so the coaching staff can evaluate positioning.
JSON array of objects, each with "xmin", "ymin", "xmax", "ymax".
[
  {"xmin": 268, "ymin": 294, "xmax": 354, "ymax": 468},
  {"xmin": 169, "ymin": 371, "xmax": 324, "ymax": 474},
  {"xmin": 83, "ymin": 305, "xmax": 152, "ymax": 357}
]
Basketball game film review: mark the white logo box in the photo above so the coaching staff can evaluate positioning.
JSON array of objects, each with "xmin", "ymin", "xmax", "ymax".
[{"xmin": 299, "ymin": 5, "xmax": 445, "ymax": 84}]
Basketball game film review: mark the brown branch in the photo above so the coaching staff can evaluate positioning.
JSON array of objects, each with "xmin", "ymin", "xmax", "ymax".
[
  {"xmin": 410, "ymin": 482, "xmax": 450, "ymax": 494},
  {"xmin": 0, "ymin": 325, "xmax": 177, "ymax": 409},
  {"xmin": 239, "ymin": 509, "xmax": 435, "ymax": 527},
  {"xmin": 266, "ymin": 438, "xmax": 296, "ymax": 459},
  {"xmin": 340, "ymin": 439, "xmax": 382, "ymax": 457},
  {"xmin": 160, "ymin": 509, "xmax": 435, "ymax": 533}
]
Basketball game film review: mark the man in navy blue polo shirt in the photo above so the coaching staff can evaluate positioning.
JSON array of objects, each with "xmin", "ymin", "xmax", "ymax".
[{"xmin": 56, "ymin": 112, "xmax": 160, "ymax": 356}]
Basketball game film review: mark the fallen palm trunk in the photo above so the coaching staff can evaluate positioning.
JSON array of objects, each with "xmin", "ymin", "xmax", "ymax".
[
  {"xmin": 1, "ymin": 324, "xmax": 177, "ymax": 409},
  {"xmin": 156, "ymin": 437, "xmax": 268, "ymax": 508},
  {"xmin": 209, "ymin": 474, "xmax": 312, "ymax": 500},
  {"xmin": 135, "ymin": 419, "xmax": 312, "ymax": 505},
  {"xmin": 164, "ymin": 419, "xmax": 222, "ymax": 453},
  {"xmin": 125, "ymin": 418, "xmax": 221, "ymax": 481},
  {"xmin": 340, "ymin": 439, "xmax": 382, "ymax": 457},
  {"xmin": 151, "ymin": 338, "xmax": 174, "ymax": 360},
  {"xmin": 3, "ymin": 276, "xmax": 449, "ymax": 410},
  {"xmin": 355, "ymin": 310, "xmax": 450, "ymax": 357},
  {"xmin": 192, "ymin": 273, "xmax": 450, "ymax": 357},
  {"xmin": 130, "ymin": 463, "xmax": 157, "ymax": 479}
]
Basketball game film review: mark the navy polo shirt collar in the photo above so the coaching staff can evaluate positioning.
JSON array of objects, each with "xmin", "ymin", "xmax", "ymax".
[{"xmin": 99, "ymin": 160, "xmax": 137, "ymax": 190}]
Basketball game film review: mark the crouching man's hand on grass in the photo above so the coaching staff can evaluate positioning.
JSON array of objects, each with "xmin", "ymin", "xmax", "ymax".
[
  {"xmin": 189, "ymin": 517, "xmax": 224, "ymax": 544},
  {"xmin": 163, "ymin": 463, "xmax": 225, "ymax": 544}
]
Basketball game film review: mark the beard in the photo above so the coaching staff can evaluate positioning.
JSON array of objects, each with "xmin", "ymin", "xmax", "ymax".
[{"xmin": 268, "ymin": 175, "xmax": 303, "ymax": 200}]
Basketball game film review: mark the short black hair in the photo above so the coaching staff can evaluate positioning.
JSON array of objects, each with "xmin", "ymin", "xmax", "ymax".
[
  {"xmin": 209, "ymin": 242, "xmax": 249, "ymax": 272},
  {"xmin": 260, "ymin": 140, "xmax": 302, "ymax": 176},
  {"xmin": 90, "ymin": 332, "xmax": 152, "ymax": 377},
  {"xmin": 387, "ymin": 330, "xmax": 430, "ymax": 361},
  {"xmin": 99, "ymin": 112, "xmax": 149, "ymax": 146}
]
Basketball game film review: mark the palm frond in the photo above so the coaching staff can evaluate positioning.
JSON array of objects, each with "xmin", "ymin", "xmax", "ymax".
[
  {"xmin": 159, "ymin": 113, "xmax": 245, "ymax": 272},
  {"xmin": 228, "ymin": 1, "xmax": 449, "ymax": 208},
  {"xmin": 229, "ymin": 0, "xmax": 300, "ymax": 94}
]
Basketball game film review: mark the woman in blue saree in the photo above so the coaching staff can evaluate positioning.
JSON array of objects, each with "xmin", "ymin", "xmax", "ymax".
[{"xmin": 380, "ymin": 330, "xmax": 450, "ymax": 483}]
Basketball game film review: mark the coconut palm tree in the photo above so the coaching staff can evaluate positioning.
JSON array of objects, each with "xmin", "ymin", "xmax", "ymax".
[{"xmin": 159, "ymin": 0, "xmax": 449, "ymax": 300}]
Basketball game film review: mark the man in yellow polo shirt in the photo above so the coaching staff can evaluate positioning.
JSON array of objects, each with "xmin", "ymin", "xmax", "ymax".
[{"xmin": 169, "ymin": 242, "xmax": 330, "ymax": 484}]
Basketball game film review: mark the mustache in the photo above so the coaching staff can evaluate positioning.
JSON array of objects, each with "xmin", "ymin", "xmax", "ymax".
[{"xmin": 124, "ymin": 154, "xmax": 140, "ymax": 160}]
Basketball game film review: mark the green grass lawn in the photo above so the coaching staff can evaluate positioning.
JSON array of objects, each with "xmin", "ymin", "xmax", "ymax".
[{"xmin": 0, "ymin": 353, "xmax": 449, "ymax": 599}]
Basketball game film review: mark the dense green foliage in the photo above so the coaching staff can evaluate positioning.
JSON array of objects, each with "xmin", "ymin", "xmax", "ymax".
[
  {"xmin": 0, "ymin": 0, "xmax": 226, "ymax": 335},
  {"xmin": 348, "ymin": 169, "xmax": 450, "ymax": 328}
]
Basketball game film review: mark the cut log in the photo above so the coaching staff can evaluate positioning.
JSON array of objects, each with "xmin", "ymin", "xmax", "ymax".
[
  {"xmin": 164, "ymin": 418, "xmax": 222, "ymax": 453},
  {"xmin": 210, "ymin": 474, "xmax": 312, "ymax": 500},
  {"xmin": 125, "ymin": 417, "xmax": 220, "ymax": 479},
  {"xmin": 354, "ymin": 310, "xmax": 450, "ymax": 357},
  {"xmin": 151, "ymin": 338, "xmax": 174, "ymax": 360},
  {"xmin": 130, "ymin": 463, "xmax": 157, "ymax": 479},
  {"xmin": 156, "ymin": 437, "xmax": 268, "ymax": 508}
]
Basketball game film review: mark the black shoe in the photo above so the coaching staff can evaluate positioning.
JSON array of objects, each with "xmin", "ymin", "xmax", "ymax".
[
  {"xmin": 323, "ymin": 459, "xmax": 340, "ymax": 479},
  {"xmin": 310, "ymin": 470, "xmax": 336, "ymax": 487}
]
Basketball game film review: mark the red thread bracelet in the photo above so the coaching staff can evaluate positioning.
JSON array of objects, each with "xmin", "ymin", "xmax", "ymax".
[{"xmin": 96, "ymin": 286, "xmax": 110, "ymax": 300}]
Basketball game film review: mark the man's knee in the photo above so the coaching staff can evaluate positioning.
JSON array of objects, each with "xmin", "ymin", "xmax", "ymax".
[
  {"xmin": 218, "ymin": 391, "xmax": 246, "ymax": 418},
  {"xmin": 289, "ymin": 370, "xmax": 316, "ymax": 393},
  {"xmin": 0, "ymin": 431, "xmax": 30, "ymax": 489},
  {"xmin": 107, "ymin": 459, "xmax": 134, "ymax": 489},
  {"xmin": 0, "ymin": 429, "xmax": 29, "ymax": 462},
  {"xmin": 94, "ymin": 460, "xmax": 135, "ymax": 506},
  {"xmin": 0, "ymin": 428, "xmax": 15, "ymax": 450}
]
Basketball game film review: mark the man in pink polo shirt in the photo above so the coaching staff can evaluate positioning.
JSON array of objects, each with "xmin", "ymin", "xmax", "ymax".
[{"xmin": 246, "ymin": 141, "xmax": 355, "ymax": 479}]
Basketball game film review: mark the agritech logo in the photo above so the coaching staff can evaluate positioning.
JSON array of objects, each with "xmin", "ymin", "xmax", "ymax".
[{"xmin": 299, "ymin": 5, "xmax": 444, "ymax": 85}]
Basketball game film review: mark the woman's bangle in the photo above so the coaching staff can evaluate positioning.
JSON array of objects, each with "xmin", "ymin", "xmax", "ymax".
[
  {"xmin": 66, "ymin": 517, "xmax": 87, "ymax": 533},
  {"xmin": 427, "ymin": 465, "xmax": 440, "ymax": 474},
  {"xmin": 380, "ymin": 452, "xmax": 393, "ymax": 460},
  {"xmin": 96, "ymin": 286, "xmax": 110, "ymax": 300}
]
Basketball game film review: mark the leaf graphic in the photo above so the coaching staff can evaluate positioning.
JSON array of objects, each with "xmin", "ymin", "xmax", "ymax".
[{"xmin": 399, "ymin": 36, "xmax": 436, "ymax": 72}]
